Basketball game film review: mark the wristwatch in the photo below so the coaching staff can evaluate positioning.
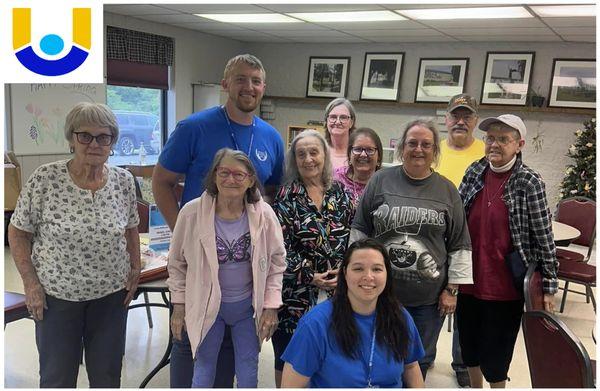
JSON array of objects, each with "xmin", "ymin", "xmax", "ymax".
[{"xmin": 445, "ymin": 287, "xmax": 459, "ymax": 296}]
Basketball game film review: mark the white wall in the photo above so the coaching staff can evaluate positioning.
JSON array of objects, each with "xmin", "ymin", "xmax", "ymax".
[{"xmin": 247, "ymin": 41, "xmax": 595, "ymax": 206}]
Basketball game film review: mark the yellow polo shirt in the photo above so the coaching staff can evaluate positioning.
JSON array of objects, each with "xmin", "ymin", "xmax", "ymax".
[{"xmin": 437, "ymin": 138, "xmax": 485, "ymax": 187}]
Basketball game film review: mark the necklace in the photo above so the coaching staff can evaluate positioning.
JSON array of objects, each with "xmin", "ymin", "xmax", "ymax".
[
  {"xmin": 402, "ymin": 165, "xmax": 433, "ymax": 180},
  {"xmin": 485, "ymin": 174, "xmax": 508, "ymax": 207},
  {"xmin": 221, "ymin": 106, "xmax": 255, "ymax": 156}
]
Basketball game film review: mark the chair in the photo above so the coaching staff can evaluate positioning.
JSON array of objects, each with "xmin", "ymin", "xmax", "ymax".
[
  {"xmin": 555, "ymin": 196, "xmax": 596, "ymax": 263},
  {"xmin": 137, "ymin": 200, "xmax": 150, "ymax": 234},
  {"xmin": 524, "ymin": 262, "xmax": 545, "ymax": 312},
  {"xmin": 522, "ymin": 310, "xmax": 595, "ymax": 388},
  {"xmin": 554, "ymin": 197, "xmax": 597, "ymax": 313}
]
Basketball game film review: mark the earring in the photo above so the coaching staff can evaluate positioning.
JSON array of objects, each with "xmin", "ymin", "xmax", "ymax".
[{"xmin": 69, "ymin": 147, "xmax": 74, "ymax": 153}]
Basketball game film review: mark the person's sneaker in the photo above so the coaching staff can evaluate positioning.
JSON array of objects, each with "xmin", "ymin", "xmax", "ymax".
[{"xmin": 456, "ymin": 371, "xmax": 471, "ymax": 388}]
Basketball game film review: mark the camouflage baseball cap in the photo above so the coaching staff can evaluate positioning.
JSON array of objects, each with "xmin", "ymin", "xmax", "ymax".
[{"xmin": 447, "ymin": 93, "xmax": 479, "ymax": 114}]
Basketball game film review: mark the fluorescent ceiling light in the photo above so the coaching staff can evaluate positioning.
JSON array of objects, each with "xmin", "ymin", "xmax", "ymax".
[
  {"xmin": 288, "ymin": 11, "xmax": 406, "ymax": 23},
  {"xmin": 530, "ymin": 5, "xmax": 595, "ymax": 17},
  {"xmin": 195, "ymin": 13, "xmax": 302, "ymax": 23},
  {"xmin": 397, "ymin": 7, "xmax": 532, "ymax": 20}
]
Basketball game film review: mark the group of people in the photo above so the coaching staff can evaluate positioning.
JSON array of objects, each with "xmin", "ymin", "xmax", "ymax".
[{"xmin": 8, "ymin": 53, "xmax": 559, "ymax": 389}]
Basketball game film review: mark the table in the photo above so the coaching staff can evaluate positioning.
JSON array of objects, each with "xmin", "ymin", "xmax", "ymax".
[
  {"xmin": 4, "ymin": 291, "xmax": 30, "ymax": 326},
  {"xmin": 128, "ymin": 278, "xmax": 172, "ymax": 388},
  {"xmin": 552, "ymin": 221, "xmax": 581, "ymax": 247}
]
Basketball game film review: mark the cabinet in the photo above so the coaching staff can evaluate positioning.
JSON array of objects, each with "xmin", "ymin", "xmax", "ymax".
[{"xmin": 286, "ymin": 124, "xmax": 326, "ymax": 147}]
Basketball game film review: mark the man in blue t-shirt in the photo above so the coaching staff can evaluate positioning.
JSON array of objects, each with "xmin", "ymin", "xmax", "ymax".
[{"xmin": 152, "ymin": 54, "xmax": 284, "ymax": 388}]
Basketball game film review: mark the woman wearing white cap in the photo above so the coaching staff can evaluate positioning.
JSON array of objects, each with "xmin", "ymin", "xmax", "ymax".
[{"xmin": 456, "ymin": 114, "xmax": 558, "ymax": 388}]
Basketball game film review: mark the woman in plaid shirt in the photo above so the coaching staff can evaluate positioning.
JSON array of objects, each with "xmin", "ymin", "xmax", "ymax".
[{"xmin": 456, "ymin": 114, "xmax": 558, "ymax": 388}]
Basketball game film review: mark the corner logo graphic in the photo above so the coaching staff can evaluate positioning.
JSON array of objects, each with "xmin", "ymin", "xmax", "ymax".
[{"xmin": 13, "ymin": 8, "xmax": 91, "ymax": 76}]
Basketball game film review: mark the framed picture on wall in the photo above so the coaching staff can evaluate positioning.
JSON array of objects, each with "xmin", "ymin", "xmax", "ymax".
[
  {"xmin": 360, "ymin": 52, "xmax": 404, "ymax": 101},
  {"xmin": 306, "ymin": 57, "xmax": 350, "ymax": 98},
  {"xmin": 481, "ymin": 52, "xmax": 535, "ymax": 106},
  {"xmin": 548, "ymin": 59, "xmax": 596, "ymax": 109},
  {"xmin": 414, "ymin": 58, "xmax": 468, "ymax": 103}
]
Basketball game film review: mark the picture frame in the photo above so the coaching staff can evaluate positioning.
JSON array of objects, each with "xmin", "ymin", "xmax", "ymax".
[
  {"xmin": 306, "ymin": 57, "xmax": 350, "ymax": 98},
  {"xmin": 360, "ymin": 52, "xmax": 404, "ymax": 101},
  {"xmin": 481, "ymin": 52, "xmax": 535, "ymax": 106},
  {"xmin": 415, "ymin": 58, "xmax": 469, "ymax": 103},
  {"xmin": 548, "ymin": 59, "xmax": 596, "ymax": 109}
]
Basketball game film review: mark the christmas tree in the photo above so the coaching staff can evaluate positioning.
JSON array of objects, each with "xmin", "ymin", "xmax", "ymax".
[{"xmin": 559, "ymin": 117, "xmax": 596, "ymax": 200}]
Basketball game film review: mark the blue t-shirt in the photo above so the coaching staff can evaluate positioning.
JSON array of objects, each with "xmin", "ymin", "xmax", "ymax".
[
  {"xmin": 159, "ymin": 106, "xmax": 285, "ymax": 206},
  {"xmin": 282, "ymin": 299, "xmax": 424, "ymax": 388}
]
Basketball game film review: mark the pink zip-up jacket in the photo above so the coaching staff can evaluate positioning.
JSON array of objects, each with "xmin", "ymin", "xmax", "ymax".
[{"xmin": 167, "ymin": 192, "xmax": 286, "ymax": 359}]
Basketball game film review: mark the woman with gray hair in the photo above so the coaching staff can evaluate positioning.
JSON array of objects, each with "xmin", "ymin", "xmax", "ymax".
[
  {"xmin": 167, "ymin": 148, "xmax": 286, "ymax": 387},
  {"xmin": 271, "ymin": 129, "xmax": 354, "ymax": 387},
  {"xmin": 351, "ymin": 119, "xmax": 473, "ymax": 380},
  {"xmin": 8, "ymin": 102, "xmax": 140, "ymax": 387},
  {"xmin": 324, "ymin": 98, "xmax": 357, "ymax": 169}
]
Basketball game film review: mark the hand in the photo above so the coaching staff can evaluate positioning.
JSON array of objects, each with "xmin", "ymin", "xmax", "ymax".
[
  {"xmin": 311, "ymin": 270, "xmax": 337, "ymax": 291},
  {"xmin": 24, "ymin": 280, "xmax": 47, "ymax": 321},
  {"xmin": 258, "ymin": 308, "xmax": 279, "ymax": 343},
  {"xmin": 124, "ymin": 267, "xmax": 141, "ymax": 306},
  {"xmin": 171, "ymin": 304, "xmax": 186, "ymax": 341},
  {"xmin": 438, "ymin": 290, "xmax": 457, "ymax": 317},
  {"xmin": 543, "ymin": 293, "xmax": 555, "ymax": 313}
]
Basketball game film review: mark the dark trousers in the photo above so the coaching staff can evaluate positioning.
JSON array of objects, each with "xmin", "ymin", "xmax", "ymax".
[
  {"xmin": 170, "ymin": 326, "xmax": 235, "ymax": 388},
  {"xmin": 451, "ymin": 313, "xmax": 467, "ymax": 373},
  {"xmin": 35, "ymin": 289, "xmax": 127, "ymax": 388}
]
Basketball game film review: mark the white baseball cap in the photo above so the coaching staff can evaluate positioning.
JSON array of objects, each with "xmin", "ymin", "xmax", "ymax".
[{"xmin": 479, "ymin": 114, "xmax": 527, "ymax": 139}]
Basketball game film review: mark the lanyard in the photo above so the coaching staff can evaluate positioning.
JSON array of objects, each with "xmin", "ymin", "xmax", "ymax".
[
  {"xmin": 366, "ymin": 322, "xmax": 378, "ymax": 388},
  {"xmin": 221, "ymin": 106, "xmax": 254, "ymax": 157}
]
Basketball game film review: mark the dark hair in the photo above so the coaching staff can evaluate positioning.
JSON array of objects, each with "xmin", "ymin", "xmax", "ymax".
[
  {"xmin": 324, "ymin": 98, "xmax": 357, "ymax": 145},
  {"xmin": 331, "ymin": 238, "xmax": 410, "ymax": 361},
  {"xmin": 203, "ymin": 148, "xmax": 261, "ymax": 203},
  {"xmin": 395, "ymin": 118, "xmax": 441, "ymax": 166},
  {"xmin": 346, "ymin": 127, "xmax": 384, "ymax": 178}
]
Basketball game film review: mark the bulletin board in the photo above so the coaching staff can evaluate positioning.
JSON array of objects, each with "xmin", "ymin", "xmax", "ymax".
[{"xmin": 10, "ymin": 84, "xmax": 106, "ymax": 155}]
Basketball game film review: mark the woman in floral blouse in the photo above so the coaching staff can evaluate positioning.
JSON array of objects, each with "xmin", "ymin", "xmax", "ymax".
[{"xmin": 271, "ymin": 129, "xmax": 354, "ymax": 387}]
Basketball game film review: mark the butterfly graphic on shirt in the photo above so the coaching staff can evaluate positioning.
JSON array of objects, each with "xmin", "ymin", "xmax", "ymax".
[{"xmin": 216, "ymin": 232, "xmax": 251, "ymax": 264}]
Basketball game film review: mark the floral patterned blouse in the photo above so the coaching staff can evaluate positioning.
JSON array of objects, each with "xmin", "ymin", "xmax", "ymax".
[{"xmin": 273, "ymin": 179, "xmax": 354, "ymax": 334}]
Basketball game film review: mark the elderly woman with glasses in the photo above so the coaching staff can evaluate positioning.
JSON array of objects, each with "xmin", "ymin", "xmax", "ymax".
[
  {"xmin": 456, "ymin": 115, "xmax": 557, "ymax": 388},
  {"xmin": 324, "ymin": 98, "xmax": 357, "ymax": 170},
  {"xmin": 8, "ymin": 102, "xmax": 140, "ymax": 387},
  {"xmin": 272, "ymin": 129, "xmax": 354, "ymax": 387},
  {"xmin": 333, "ymin": 127, "xmax": 383, "ymax": 208},
  {"xmin": 350, "ymin": 119, "xmax": 473, "ymax": 380},
  {"xmin": 167, "ymin": 148, "xmax": 286, "ymax": 388}
]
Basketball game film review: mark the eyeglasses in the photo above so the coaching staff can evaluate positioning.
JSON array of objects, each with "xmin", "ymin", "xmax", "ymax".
[
  {"xmin": 351, "ymin": 147, "xmax": 377, "ymax": 156},
  {"xmin": 405, "ymin": 140, "xmax": 434, "ymax": 150},
  {"xmin": 216, "ymin": 167, "xmax": 252, "ymax": 181},
  {"xmin": 327, "ymin": 114, "xmax": 351, "ymax": 123},
  {"xmin": 447, "ymin": 113, "xmax": 476, "ymax": 123},
  {"xmin": 73, "ymin": 132, "xmax": 114, "ymax": 146},
  {"xmin": 483, "ymin": 135, "xmax": 516, "ymax": 146}
]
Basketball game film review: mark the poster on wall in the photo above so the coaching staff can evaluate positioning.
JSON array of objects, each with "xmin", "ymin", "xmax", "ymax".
[
  {"xmin": 548, "ymin": 59, "xmax": 596, "ymax": 109},
  {"xmin": 480, "ymin": 52, "xmax": 535, "ymax": 106},
  {"xmin": 10, "ymin": 84, "xmax": 106, "ymax": 155},
  {"xmin": 306, "ymin": 57, "xmax": 350, "ymax": 98},
  {"xmin": 414, "ymin": 58, "xmax": 468, "ymax": 103},
  {"xmin": 360, "ymin": 52, "xmax": 404, "ymax": 101}
]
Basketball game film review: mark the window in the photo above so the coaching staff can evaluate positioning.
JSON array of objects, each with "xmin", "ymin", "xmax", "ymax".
[{"xmin": 106, "ymin": 85, "xmax": 165, "ymax": 166}]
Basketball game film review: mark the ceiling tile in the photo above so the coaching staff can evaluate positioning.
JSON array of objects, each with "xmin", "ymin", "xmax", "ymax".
[
  {"xmin": 171, "ymin": 23, "xmax": 248, "ymax": 32},
  {"xmin": 542, "ymin": 17, "xmax": 596, "ymax": 27},
  {"xmin": 133, "ymin": 14, "xmax": 204, "ymax": 24},
  {"xmin": 270, "ymin": 30, "xmax": 349, "ymax": 38},
  {"xmin": 287, "ymin": 36, "xmax": 371, "ymax": 43},
  {"xmin": 157, "ymin": 4, "xmax": 267, "ymax": 14},
  {"xmin": 237, "ymin": 23, "xmax": 322, "ymax": 31},
  {"xmin": 451, "ymin": 35, "xmax": 562, "ymax": 42},
  {"xmin": 317, "ymin": 20, "xmax": 422, "ymax": 30},
  {"xmin": 104, "ymin": 4, "xmax": 179, "ymax": 16},
  {"xmin": 439, "ymin": 27, "xmax": 557, "ymax": 36},
  {"xmin": 257, "ymin": 4, "xmax": 386, "ymax": 13},
  {"xmin": 349, "ymin": 29, "xmax": 446, "ymax": 38},
  {"xmin": 374, "ymin": 36, "xmax": 459, "ymax": 43}
]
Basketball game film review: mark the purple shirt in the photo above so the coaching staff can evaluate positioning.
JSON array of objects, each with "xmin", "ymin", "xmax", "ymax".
[
  {"xmin": 333, "ymin": 165, "xmax": 367, "ymax": 208},
  {"xmin": 215, "ymin": 210, "xmax": 253, "ymax": 303}
]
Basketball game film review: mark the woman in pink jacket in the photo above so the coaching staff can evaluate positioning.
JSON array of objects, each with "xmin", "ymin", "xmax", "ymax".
[{"xmin": 167, "ymin": 148, "xmax": 286, "ymax": 388}]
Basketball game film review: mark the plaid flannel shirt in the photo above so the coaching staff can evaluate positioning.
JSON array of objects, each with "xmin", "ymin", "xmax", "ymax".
[{"xmin": 458, "ymin": 155, "xmax": 558, "ymax": 294}]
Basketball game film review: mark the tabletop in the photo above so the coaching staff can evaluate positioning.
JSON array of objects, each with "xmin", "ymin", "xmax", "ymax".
[{"xmin": 552, "ymin": 221, "xmax": 581, "ymax": 246}]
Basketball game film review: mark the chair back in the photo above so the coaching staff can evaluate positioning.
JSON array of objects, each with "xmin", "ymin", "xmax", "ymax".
[
  {"xmin": 556, "ymin": 197, "xmax": 596, "ymax": 247},
  {"xmin": 137, "ymin": 201, "xmax": 150, "ymax": 233},
  {"xmin": 524, "ymin": 262, "xmax": 544, "ymax": 312},
  {"xmin": 522, "ymin": 310, "xmax": 594, "ymax": 388}
]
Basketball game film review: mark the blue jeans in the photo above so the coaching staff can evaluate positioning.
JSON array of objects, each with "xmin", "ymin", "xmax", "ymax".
[
  {"xmin": 405, "ymin": 303, "xmax": 444, "ymax": 379},
  {"xmin": 170, "ymin": 326, "xmax": 235, "ymax": 387},
  {"xmin": 192, "ymin": 298, "xmax": 258, "ymax": 388},
  {"xmin": 451, "ymin": 313, "xmax": 467, "ymax": 373}
]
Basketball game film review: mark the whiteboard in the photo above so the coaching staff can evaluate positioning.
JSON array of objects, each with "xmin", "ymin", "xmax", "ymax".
[{"xmin": 10, "ymin": 84, "xmax": 106, "ymax": 155}]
